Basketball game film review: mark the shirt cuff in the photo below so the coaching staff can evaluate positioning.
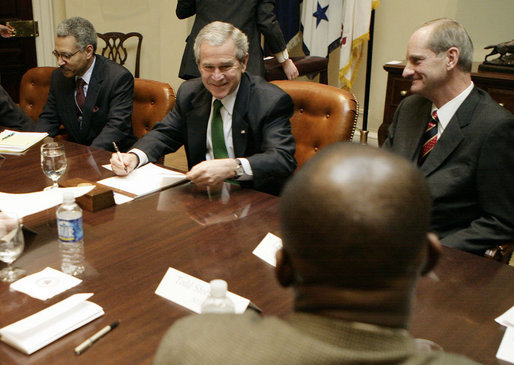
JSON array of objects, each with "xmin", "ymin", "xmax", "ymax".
[
  {"xmin": 274, "ymin": 49, "xmax": 289, "ymax": 64},
  {"xmin": 237, "ymin": 158, "xmax": 253, "ymax": 181},
  {"xmin": 129, "ymin": 148, "xmax": 148, "ymax": 168}
]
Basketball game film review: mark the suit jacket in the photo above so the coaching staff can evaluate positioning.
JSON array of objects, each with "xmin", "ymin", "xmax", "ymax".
[
  {"xmin": 133, "ymin": 72, "xmax": 296, "ymax": 195},
  {"xmin": 0, "ymin": 85, "xmax": 35, "ymax": 131},
  {"xmin": 154, "ymin": 311, "xmax": 477, "ymax": 365},
  {"xmin": 176, "ymin": 0, "xmax": 287, "ymax": 80},
  {"xmin": 384, "ymin": 87, "xmax": 514, "ymax": 254},
  {"xmin": 35, "ymin": 55, "xmax": 137, "ymax": 152}
]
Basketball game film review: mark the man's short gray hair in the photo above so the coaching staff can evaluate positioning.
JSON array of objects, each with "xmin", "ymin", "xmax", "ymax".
[
  {"xmin": 56, "ymin": 17, "xmax": 97, "ymax": 52},
  {"xmin": 422, "ymin": 18, "xmax": 473, "ymax": 72},
  {"xmin": 193, "ymin": 21, "xmax": 249, "ymax": 63}
]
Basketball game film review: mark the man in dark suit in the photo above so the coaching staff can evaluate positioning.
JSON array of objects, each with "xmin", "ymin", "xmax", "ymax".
[
  {"xmin": 154, "ymin": 144, "xmax": 476, "ymax": 365},
  {"xmin": 111, "ymin": 21, "xmax": 296, "ymax": 195},
  {"xmin": 0, "ymin": 85, "xmax": 35, "ymax": 131},
  {"xmin": 35, "ymin": 17, "xmax": 137, "ymax": 152},
  {"xmin": 176, "ymin": 0, "xmax": 298, "ymax": 81},
  {"xmin": 384, "ymin": 18, "xmax": 514, "ymax": 255}
]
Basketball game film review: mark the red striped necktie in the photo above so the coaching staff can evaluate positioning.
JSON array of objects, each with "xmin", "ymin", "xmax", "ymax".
[
  {"xmin": 75, "ymin": 78, "xmax": 86, "ymax": 113},
  {"xmin": 419, "ymin": 110, "xmax": 438, "ymax": 165}
]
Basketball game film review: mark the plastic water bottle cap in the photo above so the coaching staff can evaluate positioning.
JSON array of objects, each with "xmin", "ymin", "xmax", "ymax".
[
  {"xmin": 62, "ymin": 190, "xmax": 75, "ymax": 204},
  {"xmin": 209, "ymin": 279, "xmax": 228, "ymax": 298}
]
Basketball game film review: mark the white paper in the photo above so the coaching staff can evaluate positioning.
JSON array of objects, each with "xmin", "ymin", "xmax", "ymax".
[
  {"xmin": 497, "ymin": 327, "xmax": 514, "ymax": 363},
  {"xmin": 496, "ymin": 306, "xmax": 514, "ymax": 328},
  {"xmin": 98, "ymin": 163, "xmax": 187, "ymax": 198},
  {"xmin": 10, "ymin": 267, "xmax": 82, "ymax": 301},
  {"xmin": 112, "ymin": 192, "xmax": 134, "ymax": 205},
  {"xmin": 155, "ymin": 267, "xmax": 250, "ymax": 314},
  {"xmin": 252, "ymin": 232, "xmax": 283, "ymax": 267},
  {"xmin": 0, "ymin": 186, "xmax": 94, "ymax": 218},
  {"xmin": 0, "ymin": 293, "xmax": 104, "ymax": 355}
]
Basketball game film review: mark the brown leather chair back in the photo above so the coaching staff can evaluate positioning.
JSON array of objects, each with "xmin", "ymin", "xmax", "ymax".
[
  {"xmin": 19, "ymin": 67, "xmax": 56, "ymax": 122},
  {"xmin": 132, "ymin": 78, "xmax": 175, "ymax": 138},
  {"xmin": 271, "ymin": 80, "xmax": 358, "ymax": 170}
]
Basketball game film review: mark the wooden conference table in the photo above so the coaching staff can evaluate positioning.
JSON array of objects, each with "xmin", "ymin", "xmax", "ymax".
[{"xmin": 0, "ymin": 140, "xmax": 513, "ymax": 365}]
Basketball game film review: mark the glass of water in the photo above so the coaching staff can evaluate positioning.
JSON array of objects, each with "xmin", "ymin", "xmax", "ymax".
[
  {"xmin": 41, "ymin": 142, "xmax": 67, "ymax": 190},
  {"xmin": 0, "ymin": 212, "xmax": 25, "ymax": 282}
]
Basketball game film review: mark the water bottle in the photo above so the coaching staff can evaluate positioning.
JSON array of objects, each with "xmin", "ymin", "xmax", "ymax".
[
  {"xmin": 56, "ymin": 191, "xmax": 85, "ymax": 276},
  {"xmin": 201, "ymin": 279, "xmax": 235, "ymax": 314}
]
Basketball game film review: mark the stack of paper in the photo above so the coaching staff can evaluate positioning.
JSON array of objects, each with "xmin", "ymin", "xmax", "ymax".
[
  {"xmin": 0, "ymin": 129, "xmax": 48, "ymax": 154},
  {"xmin": 98, "ymin": 163, "xmax": 188, "ymax": 199},
  {"xmin": 0, "ymin": 293, "xmax": 104, "ymax": 355}
]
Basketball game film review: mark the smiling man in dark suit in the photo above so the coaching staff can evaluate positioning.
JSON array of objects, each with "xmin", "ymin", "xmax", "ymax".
[
  {"xmin": 384, "ymin": 18, "xmax": 514, "ymax": 255},
  {"xmin": 110, "ymin": 21, "xmax": 296, "ymax": 195},
  {"xmin": 35, "ymin": 17, "xmax": 136, "ymax": 151}
]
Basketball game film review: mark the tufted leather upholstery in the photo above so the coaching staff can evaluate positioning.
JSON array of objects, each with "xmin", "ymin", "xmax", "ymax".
[
  {"xmin": 19, "ymin": 67, "xmax": 56, "ymax": 122},
  {"xmin": 18, "ymin": 67, "xmax": 175, "ymax": 139},
  {"xmin": 132, "ymin": 78, "xmax": 175, "ymax": 138},
  {"xmin": 271, "ymin": 80, "xmax": 358, "ymax": 170}
]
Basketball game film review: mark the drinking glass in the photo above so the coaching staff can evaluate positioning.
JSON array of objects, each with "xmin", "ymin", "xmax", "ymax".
[
  {"xmin": 0, "ymin": 212, "xmax": 25, "ymax": 282},
  {"xmin": 41, "ymin": 142, "xmax": 67, "ymax": 190}
]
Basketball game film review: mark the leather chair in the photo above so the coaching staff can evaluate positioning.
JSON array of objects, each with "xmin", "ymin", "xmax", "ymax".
[
  {"xmin": 132, "ymin": 78, "xmax": 175, "ymax": 138},
  {"xmin": 265, "ymin": 56, "xmax": 329, "ymax": 84},
  {"xmin": 19, "ymin": 66, "xmax": 56, "ymax": 122},
  {"xmin": 97, "ymin": 32, "xmax": 143, "ymax": 78},
  {"xmin": 271, "ymin": 80, "xmax": 358, "ymax": 170}
]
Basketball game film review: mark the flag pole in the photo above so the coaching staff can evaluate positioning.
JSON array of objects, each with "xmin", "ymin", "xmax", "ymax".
[{"xmin": 361, "ymin": 8, "xmax": 375, "ymax": 134}]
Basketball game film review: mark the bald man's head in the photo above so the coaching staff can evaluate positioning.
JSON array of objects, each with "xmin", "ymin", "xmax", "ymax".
[{"xmin": 280, "ymin": 143, "xmax": 432, "ymax": 288}]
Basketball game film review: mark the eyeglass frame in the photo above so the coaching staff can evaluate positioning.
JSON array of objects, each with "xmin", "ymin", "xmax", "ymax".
[{"xmin": 52, "ymin": 48, "xmax": 82, "ymax": 62}]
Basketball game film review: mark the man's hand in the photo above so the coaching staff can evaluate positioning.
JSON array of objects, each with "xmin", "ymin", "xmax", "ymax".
[
  {"xmin": 281, "ymin": 59, "xmax": 299, "ymax": 80},
  {"xmin": 186, "ymin": 159, "xmax": 237, "ymax": 187},
  {"xmin": 109, "ymin": 152, "xmax": 139, "ymax": 176},
  {"xmin": 0, "ymin": 24, "xmax": 14, "ymax": 38}
]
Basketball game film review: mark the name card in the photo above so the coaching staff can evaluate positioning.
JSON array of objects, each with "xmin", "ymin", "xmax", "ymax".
[
  {"xmin": 252, "ymin": 232, "xmax": 283, "ymax": 267},
  {"xmin": 155, "ymin": 267, "xmax": 249, "ymax": 314}
]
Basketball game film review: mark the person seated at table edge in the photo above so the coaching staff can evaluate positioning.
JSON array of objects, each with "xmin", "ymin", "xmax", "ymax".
[
  {"xmin": 383, "ymin": 18, "xmax": 514, "ymax": 255},
  {"xmin": 110, "ymin": 21, "xmax": 296, "ymax": 196},
  {"xmin": 153, "ymin": 143, "xmax": 478, "ymax": 365},
  {"xmin": 34, "ymin": 17, "xmax": 137, "ymax": 152},
  {"xmin": 0, "ymin": 85, "xmax": 35, "ymax": 131}
]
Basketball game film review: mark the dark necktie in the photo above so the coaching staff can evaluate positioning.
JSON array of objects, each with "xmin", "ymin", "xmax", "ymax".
[
  {"xmin": 75, "ymin": 78, "xmax": 86, "ymax": 113},
  {"xmin": 211, "ymin": 99, "xmax": 228, "ymax": 159},
  {"xmin": 419, "ymin": 110, "xmax": 438, "ymax": 165}
]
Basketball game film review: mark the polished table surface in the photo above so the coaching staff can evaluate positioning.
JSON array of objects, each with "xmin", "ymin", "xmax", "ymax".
[{"xmin": 0, "ymin": 141, "xmax": 513, "ymax": 365}]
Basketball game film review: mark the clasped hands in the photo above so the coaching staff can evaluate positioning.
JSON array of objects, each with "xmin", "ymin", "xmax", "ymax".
[{"xmin": 109, "ymin": 153, "xmax": 238, "ymax": 187}]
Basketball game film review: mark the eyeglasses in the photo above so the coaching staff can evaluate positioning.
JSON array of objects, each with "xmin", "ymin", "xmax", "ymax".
[{"xmin": 52, "ymin": 49, "xmax": 81, "ymax": 61}]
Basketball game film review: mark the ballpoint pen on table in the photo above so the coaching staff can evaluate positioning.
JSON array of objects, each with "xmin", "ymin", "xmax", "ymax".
[
  {"xmin": 0, "ymin": 132, "xmax": 15, "ymax": 141},
  {"xmin": 112, "ymin": 141, "xmax": 127, "ymax": 173},
  {"xmin": 74, "ymin": 320, "xmax": 119, "ymax": 355}
]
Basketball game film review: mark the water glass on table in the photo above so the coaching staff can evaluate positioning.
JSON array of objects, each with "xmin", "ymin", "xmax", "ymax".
[
  {"xmin": 0, "ymin": 212, "xmax": 25, "ymax": 282},
  {"xmin": 41, "ymin": 142, "xmax": 67, "ymax": 190}
]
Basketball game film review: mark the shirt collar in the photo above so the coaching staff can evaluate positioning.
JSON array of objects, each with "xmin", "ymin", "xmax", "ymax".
[
  {"xmin": 211, "ymin": 83, "xmax": 240, "ymax": 116},
  {"xmin": 76, "ymin": 55, "xmax": 96, "ymax": 85},
  {"xmin": 433, "ymin": 82, "xmax": 474, "ymax": 133}
]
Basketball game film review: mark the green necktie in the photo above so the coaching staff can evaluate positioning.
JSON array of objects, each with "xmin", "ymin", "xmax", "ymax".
[{"xmin": 211, "ymin": 99, "xmax": 229, "ymax": 159}]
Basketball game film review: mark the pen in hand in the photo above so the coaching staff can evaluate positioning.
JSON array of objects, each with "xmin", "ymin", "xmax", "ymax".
[
  {"xmin": 74, "ymin": 320, "xmax": 119, "ymax": 355},
  {"xmin": 112, "ymin": 142, "xmax": 127, "ymax": 173}
]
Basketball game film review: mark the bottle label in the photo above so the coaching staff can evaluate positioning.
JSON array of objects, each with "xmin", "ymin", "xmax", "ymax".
[{"xmin": 57, "ymin": 218, "xmax": 84, "ymax": 242}]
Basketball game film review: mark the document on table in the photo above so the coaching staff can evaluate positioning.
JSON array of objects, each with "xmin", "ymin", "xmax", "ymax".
[
  {"xmin": 252, "ymin": 232, "xmax": 283, "ymax": 267},
  {"xmin": 0, "ymin": 186, "xmax": 95, "ymax": 218},
  {"xmin": 496, "ymin": 306, "xmax": 514, "ymax": 363},
  {"xmin": 155, "ymin": 267, "xmax": 250, "ymax": 314},
  {"xmin": 0, "ymin": 293, "xmax": 104, "ymax": 355},
  {"xmin": 98, "ymin": 163, "xmax": 188, "ymax": 199},
  {"xmin": 0, "ymin": 129, "xmax": 48, "ymax": 154}
]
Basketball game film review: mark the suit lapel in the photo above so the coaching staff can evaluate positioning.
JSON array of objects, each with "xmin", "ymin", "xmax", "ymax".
[
  {"xmin": 403, "ymin": 100, "xmax": 432, "ymax": 161},
  {"xmin": 61, "ymin": 76, "xmax": 80, "ymax": 139},
  {"xmin": 187, "ymin": 88, "xmax": 211, "ymax": 165},
  {"xmin": 232, "ymin": 74, "xmax": 250, "ymax": 156},
  {"xmin": 421, "ymin": 87, "xmax": 478, "ymax": 176}
]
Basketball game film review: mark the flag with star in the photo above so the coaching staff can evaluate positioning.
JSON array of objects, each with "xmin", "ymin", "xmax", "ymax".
[
  {"xmin": 339, "ymin": 0, "xmax": 379, "ymax": 89},
  {"xmin": 301, "ymin": 0, "xmax": 343, "ymax": 57}
]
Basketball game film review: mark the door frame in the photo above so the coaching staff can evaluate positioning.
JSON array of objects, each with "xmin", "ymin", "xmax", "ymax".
[{"xmin": 32, "ymin": 0, "xmax": 57, "ymax": 67}]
